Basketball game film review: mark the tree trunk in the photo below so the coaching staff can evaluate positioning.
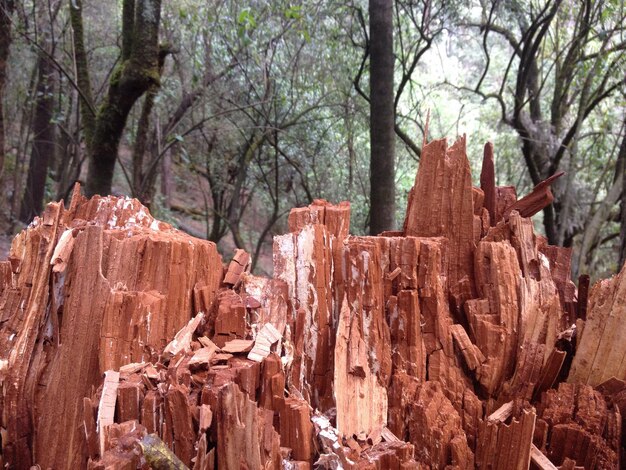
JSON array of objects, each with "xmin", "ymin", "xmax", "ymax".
[
  {"xmin": 369, "ymin": 0, "xmax": 395, "ymax": 235},
  {"xmin": 19, "ymin": 53, "xmax": 55, "ymax": 223},
  {"xmin": 0, "ymin": 0, "xmax": 14, "ymax": 182},
  {"xmin": 68, "ymin": 0, "xmax": 96, "ymax": 148},
  {"xmin": 54, "ymin": 88, "xmax": 82, "ymax": 201},
  {"xmin": 160, "ymin": 148, "xmax": 172, "ymax": 207},
  {"xmin": 618, "ymin": 122, "xmax": 626, "ymax": 270},
  {"xmin": 132, "ymin": 89, "xmax": 157, "ymax": 203},
  {"xmin": 84, "ymin": 0, "xmax": 162, "ymax": 197},
  {"xmin": 576, "ymin": 174, "xmax": 621, "ymax": 277},
  {"xmin": 131, "ymin": 47, "xmax": 169, "ymax": 206}
]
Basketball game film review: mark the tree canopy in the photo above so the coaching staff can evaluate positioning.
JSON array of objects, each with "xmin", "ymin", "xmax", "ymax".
[{"xmin": 0, "ymin": 0, "xmax": 624, "ymax": 278}]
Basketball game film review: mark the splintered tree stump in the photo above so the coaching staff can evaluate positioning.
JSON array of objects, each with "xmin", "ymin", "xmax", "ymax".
[
  {"xmin": 0, "ymin": 190, "xmax": 222, "ymax": 468},
  {"xmin": 1, "ymin": 138, "xmax": 625, "ymax": 469}
]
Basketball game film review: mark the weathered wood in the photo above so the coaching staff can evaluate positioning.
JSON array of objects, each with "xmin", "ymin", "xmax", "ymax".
[
  {"xmin": 504, "ymin": 171, "xmax": 564, "ymax": 219},
  {"xmin": 535, "ymin": 383, "xmax": 619, "ymax": 468},
  {"xmin": 480, "ymin": 141, "xmax": 497, "ymax": 226},
  {"xmin": 278, "ymin": 397, "xmax": 314, "ymax": 463},
  {"xmin": 569, "ymin": 265, "xmax": 626, "ymax": 386},
  {"xmin": 217, "ymin": 381, "xmax": 281, "ymax": 469},
  {"xmin": 273, "ymin": 200, "xmax": 350, "ymax": 412},
  {"xmin": 409, "ymin": 381, "xmax": 473, "ymax": 469},
  {"xmin": 403, "ymin": 136, "xmax": 476, "ymax": 295},
  {"xmin": 247, "ymin": 322, "xmax": 281, "ymax": 362},
  {"xmin": 3, "ymin": 137, "xmax": 626, "ymax": 469},
  {"xmin": 98, "ymin": 370, "xmax": 121, "ymax": 456},
  {"xmin": 577, "ymin": 274, "xmax": 590, "ymax": 320},
  {"xmin": 531, "ymin": 444, "xmax": 558, "ymax": 470},
  {"xmin": 165, "ymin": 384, "xmax": 195, "ymax": 465},
  {"xmin": 476, "ymin": 403, "xmax": 536, "ymax": 470},
  {"xmin": 467, "ymin": 240, "xmax": 522, "ymax": 395},
  {"xmin": 223, "ymin": 249, "xmax": 250, "ymax": 286},
  {"xmin": 83, "ymin": 397, "xmax": 100, "ymax": 461},
  {"xmin": 0, "ymin": 193, "xmax": 222, "ymax": 469},
  {"xmin": 163, "ymin": 312, "xmax": 205, "ymax": 359}
]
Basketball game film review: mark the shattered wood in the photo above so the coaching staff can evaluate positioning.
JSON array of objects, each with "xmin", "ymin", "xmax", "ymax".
[{"xmin": 0, "ymin": 138, "xmax": 623, "ymax": 469}]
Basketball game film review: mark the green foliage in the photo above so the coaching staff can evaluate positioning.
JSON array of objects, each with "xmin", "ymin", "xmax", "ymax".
[
  {"xmin": 237, "ymin": 8, "xmax": 257, "ymax": 39},
  {"xmin": 2, "ymin": 0, "xmax": 624, "ymax": 276}
]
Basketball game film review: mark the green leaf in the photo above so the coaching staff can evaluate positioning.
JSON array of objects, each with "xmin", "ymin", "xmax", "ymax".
[{"xmin": 285, "ymin": 5, "xmax": 302, "ymax": 20}]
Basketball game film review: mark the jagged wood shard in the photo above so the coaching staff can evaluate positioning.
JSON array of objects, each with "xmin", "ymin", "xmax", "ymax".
[{"xmin": 1, "ymin": 137, "xmax": 624, "ymax": 469}]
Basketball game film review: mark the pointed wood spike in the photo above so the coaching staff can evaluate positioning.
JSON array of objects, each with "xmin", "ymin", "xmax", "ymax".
[
  {"xmin": 480, "ymin": 142, "xmax": 497, "ymax": 226},
  {"xmin": 504, "ymin": 171, "xmax": 565, "ymax": 219}
]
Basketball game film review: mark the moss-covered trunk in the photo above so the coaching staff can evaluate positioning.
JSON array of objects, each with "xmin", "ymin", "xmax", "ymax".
[
  {"xmin": 0, "ymin": 0, "xmax": 15, "ymax": 181},
  {"xmin": 84, "ymin": 0, "xmax": 162, "ymax": 197}
]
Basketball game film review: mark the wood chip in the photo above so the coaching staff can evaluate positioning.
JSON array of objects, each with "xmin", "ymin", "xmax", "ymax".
[
  {"xmin": 189, "ymin": 345, "xmax": 218, "ymax": 367},
  {"xmin": 119, "ymin": 362, "xmax": 147, "ymax": 374},
  {"xmin": 248, "ymin": 323, "xmax": 282, "ymax": 362},
  {"xmin": 222, "ymin": 339, "xmax": 254, "ymax": 354},
  {"xmin": 96, "ymin": 370, "xmax": 120, "ymax": 456},
  {"xmin": 224, "ymin": 249, "xmax": 251, "ymax": 286},
  {"xmin": 530, "ymin": 444, "xmax": 558, "ymax": 470},
  {"xmin": 198, "ymin": 336, "xmax": 217, "ymax": 349},
  {"xmin": 163, "ymin": 312, "xmax": 204, "ymax": 358},
  {"xmin": 144, "ymin": 365, "xmax": 159, "ymax": 380},
  {"xmin": 212, "ymin": 353, "xmax": 233, "ymax": 364},
  {"xmin": 450, "ymin": 324, "xmax": 485, "ymax": 371},
  {"xmin": 380, "ymin": 427, "xmax": 401, "ymax": 443},
  {"xmin": 367, "ymin": 426, "xmax": 382, "ymax": 446},
  {"xmin": 386, "ymin": 266, "xmax": 402, "ymax": 281},
  {"xmin": 488, "ymin": 401, "xmax": 513, "ymax": 423},
  {"xmin": 50, "ymin": 229, "xmax": 76, "ymax": 273}
]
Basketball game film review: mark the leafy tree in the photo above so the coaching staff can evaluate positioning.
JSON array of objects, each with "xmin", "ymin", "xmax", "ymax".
[{"xmin": 463, "ymin": 0, "xmax": 626, "ymax": 248}]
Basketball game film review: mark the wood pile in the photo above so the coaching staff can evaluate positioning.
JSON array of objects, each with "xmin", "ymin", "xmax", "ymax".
[{"xmin": 1, "ymin": 136, "xmax": 624, "ymax": 469}]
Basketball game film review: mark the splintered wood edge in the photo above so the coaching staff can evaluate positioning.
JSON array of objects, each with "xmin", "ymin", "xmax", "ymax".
[
  {"xmin": 530, "ymin": 444, "xmax": 557, "ymax": 470},
  {"xmin": 380, "ymin": 427, "xmax": 401, "ymax": 443},
  {"xmin": 97, "ymin": 370, "xmax": 120, "ymax": 456},
  {"xmin": 50, "ymin": 229, "xmax": 75, "ymax": 273},
  {"xmin": 487, "ymin": 400, "xmax": 513, "ymax": 423},
  {"xmin": 189, "ymin": 346, "xmax": 217, "ymax": 366},
  {"xmin": 222, "ymin": 339, "xmax": 254, "ymax": 353},
  {"xmin": 119, "ymin": 362, "xmax": 147, "ymax": 374},
  {"xmin": 198, "ymin": 336, "xmax": 218, "ymax": 349},
  {"xmin": 163, "ymin": 312, "xmax": 204, "ymax": 357},
  {"xmin": 248, "ymin": 323, "xmax": 282, "ymax": 362}
]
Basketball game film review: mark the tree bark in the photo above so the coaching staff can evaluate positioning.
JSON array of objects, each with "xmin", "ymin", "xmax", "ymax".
[
  {"xmin": 85, "ymin": 0, "xmax": 162, "ymax": 197},
  {"xmin": 369, "ymin": 0, "xmax": 395, "ymax": 235},
  {"xmin": 68, "ymin": 0, "xmax": 96, "ymax": 148},
  {"xmin": 576, "ymin": 172, "xmax": 621, "ymax": 277},
  {"xmin": 19, "ymin": 52, "xmax": 55, "ymax": 223},
  {"xmin": 132, "ymin": 88, "xmax": 158, "ymax": 204},
  {"xmin": 0, "ymin": 0, "xmax": 15, "ymax": 181},
  {"xmin": 131, "ymin": 47, "xmax": 170, "ymax": 206},
  {"xmin": 618, "ymin": 122, "xmax": 626, "ymax": 270}
]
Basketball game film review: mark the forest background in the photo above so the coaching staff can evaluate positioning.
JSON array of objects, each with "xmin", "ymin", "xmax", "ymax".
[{"xmin": 0, "ymin": 0, "xmax": 624, "ymax": 279}]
